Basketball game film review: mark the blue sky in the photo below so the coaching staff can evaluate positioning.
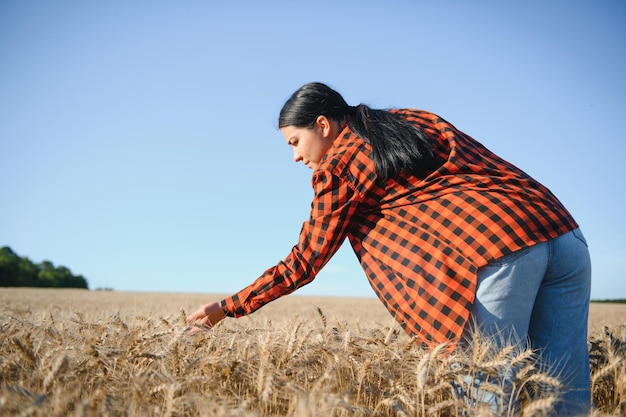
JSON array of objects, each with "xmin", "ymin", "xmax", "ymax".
[{"xmin": 1, "ymin": 1, "xmax": 624, "ymax": 300}]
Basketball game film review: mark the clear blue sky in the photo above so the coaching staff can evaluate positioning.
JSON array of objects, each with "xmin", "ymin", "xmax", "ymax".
[{"xmin": 1, "ymin": 1, "xmax": 624, "ymax": 300}]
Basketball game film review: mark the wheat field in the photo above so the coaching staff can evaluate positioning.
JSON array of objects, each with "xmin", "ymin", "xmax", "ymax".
[{"xmin": 1, "ymin": 288, "xmax": 624, "ymax": 417}]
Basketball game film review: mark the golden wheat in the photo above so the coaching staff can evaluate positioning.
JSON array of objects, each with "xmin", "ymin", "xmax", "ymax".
[{"xmin": 0, "ymin": 288, "xmax": 624, "ymax": 416}]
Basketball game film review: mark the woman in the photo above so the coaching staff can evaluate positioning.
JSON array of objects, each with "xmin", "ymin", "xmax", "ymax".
[{"xmin": 187, "ymin": 82, "xmax": 591, "ymax": 415}]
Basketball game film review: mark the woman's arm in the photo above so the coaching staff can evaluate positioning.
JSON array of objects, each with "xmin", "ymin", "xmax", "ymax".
[{"xmin": 186, "ymin": 168, "xmax": 363, "ymax": 330}]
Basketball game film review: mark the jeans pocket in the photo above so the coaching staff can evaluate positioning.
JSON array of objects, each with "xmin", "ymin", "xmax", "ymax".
[
  {"xmin": 572, "ymin": 228, "xmax": 588, "ymax": 247},
  {"xmin": 487, "ymin": 246, "xmax": 532, "ymax": 267}
]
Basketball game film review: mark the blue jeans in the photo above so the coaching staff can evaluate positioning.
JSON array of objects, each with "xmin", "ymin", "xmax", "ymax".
[{"xmin": 465, "ymin": 228, "xmax": 592, "ymax": 416}]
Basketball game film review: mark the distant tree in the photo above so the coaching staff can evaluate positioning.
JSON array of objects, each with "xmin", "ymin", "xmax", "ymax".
[
  {"xmin": 0, "ymin": 247, "xmax": 20, "ymax": 286},
  {"xmin": 18, "ymin": 257, "xmax": 39, "ymax": 286},
  {"xmin": 0, "ymin": 246, "xmax": 89, "ymax": 289},
  {"xmin": 38, "ymin": 260, "xmax": 57, "ymax": 287},
  {"xmin": 57, "ymin": 267, "xmax": 88, "ymax": 288}
]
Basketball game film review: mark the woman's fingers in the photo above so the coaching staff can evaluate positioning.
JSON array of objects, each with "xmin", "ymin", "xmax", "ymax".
[{"xmin": 185, "ymin": 301, "xmax": 225, "ymax": 334}]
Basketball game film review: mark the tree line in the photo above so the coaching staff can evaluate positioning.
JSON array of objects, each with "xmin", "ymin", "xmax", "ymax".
[{"xmin": 0, "ymin": 246, "xmax": 89, "ymax": 289}]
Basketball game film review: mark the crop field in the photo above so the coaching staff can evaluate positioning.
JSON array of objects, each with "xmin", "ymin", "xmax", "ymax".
[{"xmin": 1, "ymin": 288, "xmax": 624, "ymax": 416}]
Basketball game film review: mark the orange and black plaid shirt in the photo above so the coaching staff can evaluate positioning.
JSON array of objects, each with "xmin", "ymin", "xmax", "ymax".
[{"xmin": 221, "ymin": 109, "xmax": 578, "ymax": 349}]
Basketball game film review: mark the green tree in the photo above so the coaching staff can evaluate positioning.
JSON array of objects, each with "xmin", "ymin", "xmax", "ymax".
[
  {"xmin": 0, "ymin": 247, "xmax": 20, "ymax": 286},
  {"xmin": 0, "ymin": 246, "xmax": 89, "ymax": 289},
  {"xmin": 37, "ymin": 261, "xmax": 57, "ymax": 287},
  {"xmin": 18, "ymin": 256, "xmax": 39, "ymax": 286}
]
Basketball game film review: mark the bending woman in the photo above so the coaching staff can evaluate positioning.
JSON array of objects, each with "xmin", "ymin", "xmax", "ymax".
[{"xmin": 187, "ymin": 82, "xmax": 591, "ymax": 415}]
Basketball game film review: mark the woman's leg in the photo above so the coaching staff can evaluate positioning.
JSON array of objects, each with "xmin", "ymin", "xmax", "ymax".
[
  {"xmin": 528, "ymin": 228, "xmax": 592, "ymax": 416},
  {"xmin": 465, "ymin": 229, "xmax": 591, "ymax": 415},
  {"xmin": 461, "ymin": 242, "xmax": 548, "ymax": 415},
  {"xmin": 468, "ymin": 243, "xmax": 547, "ymax": 347}
]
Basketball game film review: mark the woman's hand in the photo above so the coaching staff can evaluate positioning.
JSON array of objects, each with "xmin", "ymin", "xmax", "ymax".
[{"xmin": 186, "ymin": 301, "xmax": 226, "ymax": 333}]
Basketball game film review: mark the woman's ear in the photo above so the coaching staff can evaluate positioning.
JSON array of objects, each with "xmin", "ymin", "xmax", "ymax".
[{"xmin": 316, "ymin": 115, "xmax": 332, "ymax": 138}]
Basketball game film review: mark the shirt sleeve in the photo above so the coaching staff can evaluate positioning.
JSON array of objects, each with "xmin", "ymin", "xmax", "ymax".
[{"xmin": 220, "ymin": 169, "xmax": 363, "ymax": 317}]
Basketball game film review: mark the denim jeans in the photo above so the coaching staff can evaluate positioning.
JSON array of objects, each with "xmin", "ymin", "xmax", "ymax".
[{"xmin": 465, "ymin": 228, "xmax": 592, "ymax": 416}]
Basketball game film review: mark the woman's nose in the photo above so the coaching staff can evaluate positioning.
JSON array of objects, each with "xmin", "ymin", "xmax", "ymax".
[{"xmin": 293, "ymin": 149, "xmax": 302, "ymax": 163}]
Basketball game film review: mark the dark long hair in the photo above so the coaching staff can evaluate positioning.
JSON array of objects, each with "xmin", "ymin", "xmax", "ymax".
[{"xmin": 278, "ymin": 82, "xmax": 436, "ymax": 181}]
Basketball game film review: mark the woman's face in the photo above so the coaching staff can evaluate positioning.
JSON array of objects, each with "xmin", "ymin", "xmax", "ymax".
[{"xmin": 281, "ymin": 116, "xmax": 339, "ymax": 170}]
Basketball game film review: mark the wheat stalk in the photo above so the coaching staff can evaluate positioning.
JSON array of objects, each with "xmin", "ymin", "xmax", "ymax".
[{"xmin": 42, "ymin": 353, "xmax": 68, "ymax": 393}]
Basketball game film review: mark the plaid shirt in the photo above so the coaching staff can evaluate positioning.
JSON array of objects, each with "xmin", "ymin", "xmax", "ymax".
[{"xmin": 221, "ymin": 109, "xmax": 578, "ymax": 349}]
